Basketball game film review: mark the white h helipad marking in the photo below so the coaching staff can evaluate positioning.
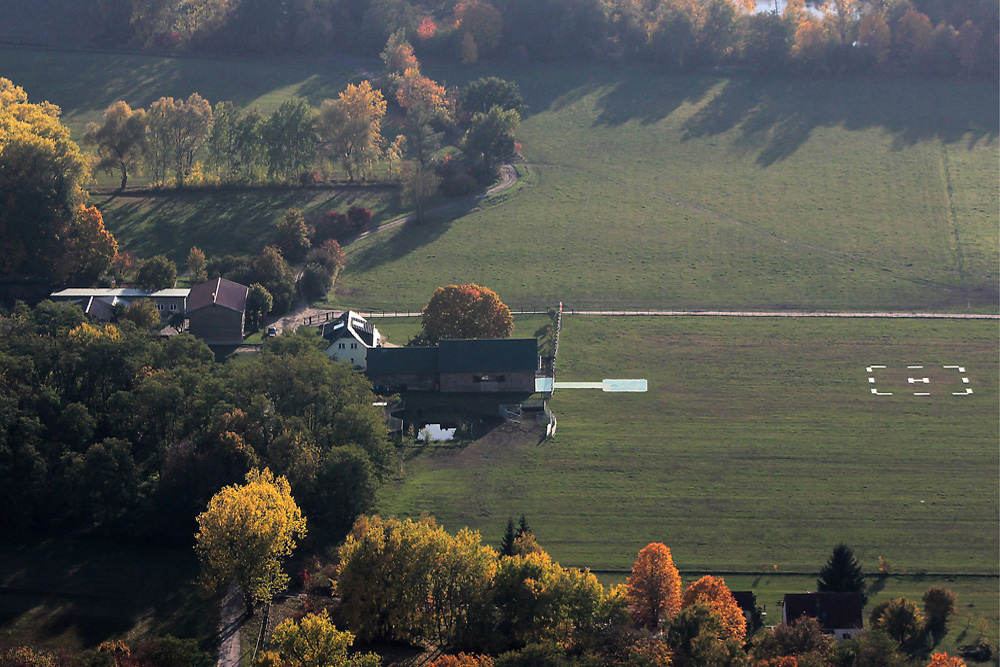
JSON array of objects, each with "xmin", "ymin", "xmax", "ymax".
[{"xmin": 943, "ymin": 365, "xmax": 972, "ymax": 395}]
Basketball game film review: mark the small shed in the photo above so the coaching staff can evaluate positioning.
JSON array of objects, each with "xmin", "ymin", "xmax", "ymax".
[{"xmin": 187, "ymin": 278, "xmax": 248, "ymax": 345}]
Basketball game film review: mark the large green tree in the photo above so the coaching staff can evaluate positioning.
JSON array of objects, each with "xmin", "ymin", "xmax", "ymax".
[
  {"xmin": 145, "ymin": 94, "xmax": 214, "ymax": 185},
  {"xmin": 463, "ymin": 105, "xmax": 519, "ymax": 171}
]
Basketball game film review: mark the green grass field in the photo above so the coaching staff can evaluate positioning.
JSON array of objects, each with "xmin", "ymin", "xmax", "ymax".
[
  {"xmin": 3, "ymin": 47, "xmax": 996, "ymax": 310},
  {"xmin": 94, "ymin": 187, "xmax": 404, "ymax": 264},
  {"xmin": 376, "ymin": 315, "xmax": 998, "ymax": 572},
  {"xmin": 2, "ymin": 46, "xmax": 998, "ymax": 654},
  {"xmin": 340, "ymin": 69, "xmax": 999, "ymax": 312}
]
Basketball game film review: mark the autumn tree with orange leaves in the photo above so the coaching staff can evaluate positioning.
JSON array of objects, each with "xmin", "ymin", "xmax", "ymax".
[
  {"xmin": 926, "ymin": 653, "xmax": 966, "ymax": 667},
  {"xmin": 680, "ymin": 575, "xmax": 747, "ymax": 641},
  {"xmin": 55, "ymin": 205, "xmax": 119, "ymax": 283},
  {"xmin": 626, "ymin": 542, "xmax": 682, "ymax": 630},
  {"xmin": 418, "ymin": 284, "xmax": 513, "ymax": 343}
]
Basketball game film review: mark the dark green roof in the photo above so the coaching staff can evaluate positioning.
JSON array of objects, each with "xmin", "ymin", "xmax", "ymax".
[
  {"xmin": 368, "ymin": 347, "xmax": 439, "ymax": 375},
  {"xmin": 439, "ymin": 339, "xmax": 538, "ymax": 373}
]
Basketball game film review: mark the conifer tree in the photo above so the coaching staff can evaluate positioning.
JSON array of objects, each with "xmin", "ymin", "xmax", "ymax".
[
  {"xmin": 817, "ymin": 543, "xmax": 867, "ymax": 603},
  {"xmin": 500, "ymin": 517, "xmax": 516, "ymax": 556}
]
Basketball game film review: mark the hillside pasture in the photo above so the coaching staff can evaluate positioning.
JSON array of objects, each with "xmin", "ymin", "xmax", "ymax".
[
  {"xmin": 2, "ymin": 47, "xmax": 996, "ymax": 312},
  {"xmin": 340, "ymin": 68, "xmax": 999, "ymax": 312},
  {"xmin": 96, "ymin": 187, "xmax": 403, "ymax": 264},
  {"xmin": 376, "ymin": 316, "xmax": 999, "ymax": 576}
]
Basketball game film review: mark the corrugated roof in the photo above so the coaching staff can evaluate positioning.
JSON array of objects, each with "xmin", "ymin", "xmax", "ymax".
[
  {"xmin": 188, "ymin": 278, "xmax": 248, "ymax": 312},
  {"xmin": 439, "ymin": 339, "xmax": 538, "ymax": 373},
  {"xmin": 51, "ymin": 287, "xmax": 189, "ymax": 298},
  {"xmin": 368, "ymin": 347, "xmax": 439, "ymax": 376},
  {"xmin": 783, "ymin": 593, "xmax": 864, "ymax": 630}
]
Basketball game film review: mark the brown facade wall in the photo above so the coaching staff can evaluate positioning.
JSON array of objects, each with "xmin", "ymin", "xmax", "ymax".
[
  {"xmin": 440, "ymin": 371, "xmax": 535, "ymax": 393},
  {"xmin": 188, "ymin": 305, "xmax": 244, "ymax": 344}
]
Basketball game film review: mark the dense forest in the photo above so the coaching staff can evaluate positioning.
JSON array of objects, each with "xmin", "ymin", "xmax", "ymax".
[
  {"xmin": 89, "ymin": 0, "xmax": 999, "ymax": 77},
  {"xmin": 0, "ymin": 302, "xmax": 391, "ymax": 544}
]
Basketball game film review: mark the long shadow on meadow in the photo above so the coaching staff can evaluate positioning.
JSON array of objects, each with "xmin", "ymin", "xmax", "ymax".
[
  {"xmin": 584, "ymin": 71, "xmax": 999, "ymax": 167},
  {"xmin": 346, "ymin": 196, "xmax": 482, "ymax": 274},
  {"xmin": 679, "ymin": 76, "xmax": 999, "ymax": 167}
]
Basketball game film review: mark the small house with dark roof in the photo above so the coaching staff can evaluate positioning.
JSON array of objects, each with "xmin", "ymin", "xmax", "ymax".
[
  {"xmin": 187, "ymin": 278, "xmax": 248, "ymax": 345},
  {"xmin": 782, "ymin": 592, "xmax": 864, "ymax": 640},
  {"xmin": 320, "ymin": 311, "xmax": 382, "ymax": 370},
  {"xmin": 366, "ymin": 338, "xmax": 540, "ymax": 394},
  {"xmin": 50, "ymin": 287, "xmax": 189, "ymax": 321}
]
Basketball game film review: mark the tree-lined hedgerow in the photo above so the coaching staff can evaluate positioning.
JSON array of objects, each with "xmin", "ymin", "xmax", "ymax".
[
  {"xmin": 332, "ymin": 519, "xmax": 969, "ymax": 667},
  {"xmin": 82, "ymin": 50, "xmax": 522, "ymax": 192},
  {"xmin": 89, "ymin": 0, "xmax": 997, "ymax": 79}
]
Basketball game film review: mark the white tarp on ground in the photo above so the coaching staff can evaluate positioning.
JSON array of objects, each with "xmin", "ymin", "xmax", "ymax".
[{"xmin": 553, "ymin": 379, "xmax": 647, "ymax": 392}]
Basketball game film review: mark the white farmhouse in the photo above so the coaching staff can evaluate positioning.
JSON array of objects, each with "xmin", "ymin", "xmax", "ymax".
[{"xmin": 320, "ymin": 311, "xmax": 381, "ymax": 370}]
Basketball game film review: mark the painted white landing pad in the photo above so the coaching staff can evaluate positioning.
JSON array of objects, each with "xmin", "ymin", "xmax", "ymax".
[{"xmin": 554, "ymin": 379, "xmax": 648, "ymax": 392}]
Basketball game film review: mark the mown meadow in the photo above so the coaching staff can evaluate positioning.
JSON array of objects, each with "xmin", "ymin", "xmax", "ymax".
[
  {"xmin": 374, "ymin": 315, "xmax": 999, "ymax": 648},
  {"xmin": 3, "ymin": 46, "xmax": 997, "ymax": 312}
]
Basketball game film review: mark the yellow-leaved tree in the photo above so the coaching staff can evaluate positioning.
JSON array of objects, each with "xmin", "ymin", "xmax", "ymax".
[
  {"xmin": 317, "ymin": 81, "xmax": 387, "ymax": 182},
  {"xmin": 680, "ymin": 575, "xmax": 747, "ymax": 641},
  {"xmin": 257, "ymin": 611, "xmax": 379, "ymax": 667},
  {"xmin": 195, "ymin": 468, "xmax": 306, "ymax": 613}
]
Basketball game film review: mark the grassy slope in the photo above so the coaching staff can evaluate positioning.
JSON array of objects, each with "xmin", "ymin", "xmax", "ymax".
[
  {"xmin": 377, "ymin": 316, "xmax": 998, "ymax": 574},
  {"xmin": 3, "ymin": 48, "xmax": 996, "ymax": 310},
  {"xmin": 340, "ymin": 67, "xmax": 998, "ymax": 312},
  {"xmin": 95, "ymin": 188, "xmax": 404, "ymax": 264},
  {"xmin": 0, "ymin": 539, "xmax": 213, "ymax": 652}
]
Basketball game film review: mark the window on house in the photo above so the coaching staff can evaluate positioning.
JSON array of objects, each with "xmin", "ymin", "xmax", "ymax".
[
  {"xmin": 156, "ymin": 304, "xmax": 163, "ymax": 311},
  {"xmin": 169, "ymin": 304, "xmax": 177, "ymax": 311},
  {"xmin": 350, "ymin": 342, "xmax": 358, "ymax": 349},
  {"xmin": 338, "ymin": 343, "xmax": 346, "ymax": 349}
]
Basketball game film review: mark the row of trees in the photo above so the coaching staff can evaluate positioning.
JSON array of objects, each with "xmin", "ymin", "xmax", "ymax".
[
  {"xmin": 84, "ymin": 62, "xmax": 523, "ymax": 192},
  {"xmin": 0, "ymin": 304, "xmax": 391, "ymax": 544},
  {"xmin": 88, "ymin": 0, "xmax": 997, "ymax": 77},
  {"xmin": 328, "ymin": 519, "xmax": 969, "ymax": 666}
]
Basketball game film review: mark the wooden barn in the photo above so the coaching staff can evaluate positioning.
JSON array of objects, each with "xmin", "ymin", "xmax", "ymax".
[{"xmin": 366, "ymin": 338, "xmax": 539, "ymax": 394}]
